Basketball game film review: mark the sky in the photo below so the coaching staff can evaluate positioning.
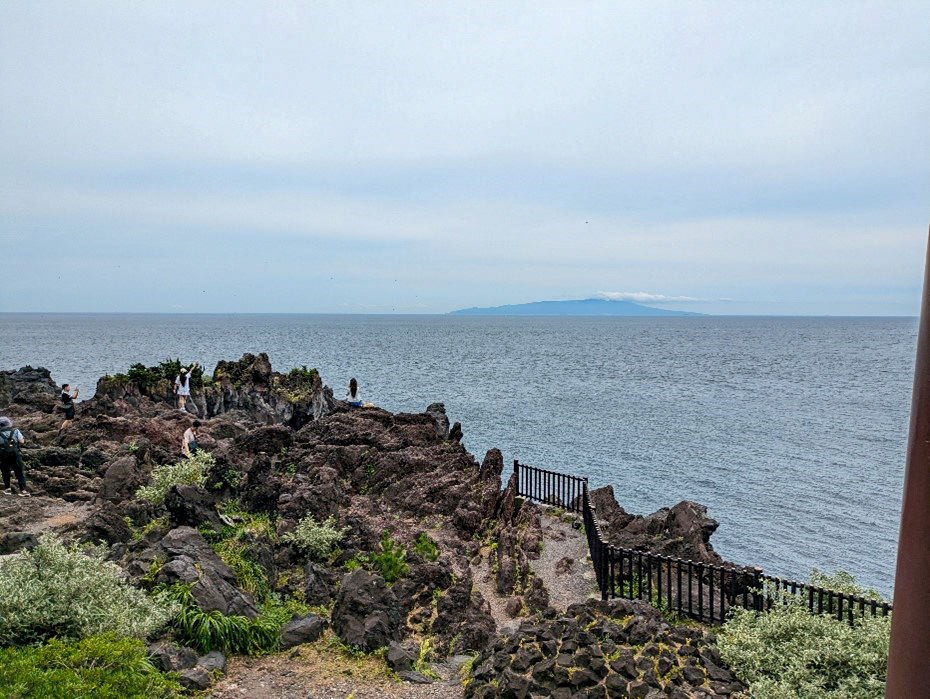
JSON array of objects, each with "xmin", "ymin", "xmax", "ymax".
[{"xmin": 1, "ymin": 1, "xmax": 928, "ymax": 315}]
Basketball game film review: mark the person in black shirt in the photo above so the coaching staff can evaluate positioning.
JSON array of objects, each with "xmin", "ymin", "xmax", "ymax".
[{"xmin": 59, "ymin": 383, "xmax": 79, "ymax": 432}]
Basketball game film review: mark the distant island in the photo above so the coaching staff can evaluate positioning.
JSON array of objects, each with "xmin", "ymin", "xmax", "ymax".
[{"xmin": 449, "ymin": 298, "xmax": 704, "ymax": 316}]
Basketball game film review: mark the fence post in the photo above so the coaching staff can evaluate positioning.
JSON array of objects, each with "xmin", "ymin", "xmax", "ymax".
[
  {"xmin": 513, "ymin": 460, "xmax": 520, "ymax": 495},
  {"xmin": 751, "ymin": 567, "xmax": 764, "ymax": 611}
]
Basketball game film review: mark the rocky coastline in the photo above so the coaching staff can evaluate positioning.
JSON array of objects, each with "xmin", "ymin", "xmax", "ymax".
[{"xmin": 0, "ymin": 354, "xmax": 744, "ymax": 698}]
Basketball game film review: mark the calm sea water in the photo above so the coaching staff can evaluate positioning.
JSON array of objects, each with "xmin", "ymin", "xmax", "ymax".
[{"xmin": 0, "ymin": 313, "xmax": 917, "ymax": 596}]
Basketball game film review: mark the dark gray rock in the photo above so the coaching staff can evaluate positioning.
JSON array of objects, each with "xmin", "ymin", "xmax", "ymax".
[
  {"xmin": 87, "ymin": 501, "xmax": 133, "ymax": 545},
  {"xmin": 155, "ymin": 526, "xmax": 258, "ymax": 618},
  {"xmin": 0, "ymin": 532, "xmax": 38, "ymax": 555},
  {"xmin": 96, "ymin": 455, "xmax": 145, "ymax": 503},
  {"xmin": 280, "ymin": 614, "xmax": 326, "ymax": 649},
  {"xmin": 178, "ymin": 666, "xmax": 212, "ymax": 691},
  {"xmin": 385, "ymin": 641, "xmax": 418, "ymax": 672},
  {"xmin": 397, "ymin": 670, "xmax": 434, "ymax": 684},
  {"xmin": 165, "ymin": 484, "xmax": 226, "ymax": 532},
  {"xmin": 424, "ymin": 403, "xmax": 450, "ymax": 439},
  {"xmin": 0, "ymin": 366, "xmax": 58, "ymax": 412},
  {"xmin": 148, "ymin": 640, "xmax": 198, "ymax": 673},
  {"xmin": 197, "ymin": 650, "xmax": 227, "ymax": 674},
  {"xmin": 331, "ymin": 569, "xmax": 402, "ymax": 652}
]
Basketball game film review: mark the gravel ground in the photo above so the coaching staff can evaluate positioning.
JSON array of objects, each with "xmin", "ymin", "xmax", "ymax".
[
  {"xmin": 207, "ymin": 633, "xmax": 465, "ymax": 699},
  {"xmin": 530, "ymin": 510, "xmax": 600, "ymax": 611}
]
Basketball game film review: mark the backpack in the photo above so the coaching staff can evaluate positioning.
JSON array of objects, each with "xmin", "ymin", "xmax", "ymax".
[{"xmin": 0, "ymin": 430, "xmax": 20, "ymax": 456}]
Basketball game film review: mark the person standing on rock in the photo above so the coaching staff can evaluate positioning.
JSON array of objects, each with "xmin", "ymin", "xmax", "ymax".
[
  {"xmin": 58, "ymin": 383, "xmax": 79, "ymax": 432},
  {"xmin": 346, "ymin": 378, "xmax": 363, "ymax": 407},
  {"xmin": 174, "ymin": 363, "xmax": 199, "ymax": 411},
  {"xmin": 0, "ymin": 417, "xmax": 29, "ymax": 497},
  {"xmin": 182, "ymin": 420, "xmax": 201, "ymax": 457}
]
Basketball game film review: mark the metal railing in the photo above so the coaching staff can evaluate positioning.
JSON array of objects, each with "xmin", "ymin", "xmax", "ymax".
[{"xmin": 512, "ymin": 460, "xmax": 892, "ymax": 624}]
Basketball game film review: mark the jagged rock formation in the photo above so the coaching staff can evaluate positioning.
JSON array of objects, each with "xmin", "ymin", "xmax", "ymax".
[
  {"xmin": 589, "ymin": 485, "xmax": 724, "ymax": 565},
  {"xmin": 0, "ymin": 354, "xmax": 745, "ymax": 695},
  {"xmin": 465, "ymin": 599, "xmax": 745, "ymax": 698}
]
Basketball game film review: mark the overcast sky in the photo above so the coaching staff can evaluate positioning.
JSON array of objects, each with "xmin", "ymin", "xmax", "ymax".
[{"xmin": 1, "ymin": 2, "xmax": 928, "ymax": 315}]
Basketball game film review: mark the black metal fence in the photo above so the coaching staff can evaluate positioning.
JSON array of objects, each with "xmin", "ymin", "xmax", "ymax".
[
  {"xmin": 512, "ymin": 460, "xmax": 893, "ymax": 624},
  {"xmin": 513, "ymin": 459, "xmax": 586, "ymax": 514}
]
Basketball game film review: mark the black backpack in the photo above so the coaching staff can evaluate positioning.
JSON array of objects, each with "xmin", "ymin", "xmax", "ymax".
[{"xmin": 0, "ymin": 430, "xmax": 20, "ymax": 456}]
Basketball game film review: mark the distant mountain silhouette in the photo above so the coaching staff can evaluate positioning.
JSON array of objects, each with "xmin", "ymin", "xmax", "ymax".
[{"xmin": 448, "ymin": 298, "xmax": 703, "ymax": 316}]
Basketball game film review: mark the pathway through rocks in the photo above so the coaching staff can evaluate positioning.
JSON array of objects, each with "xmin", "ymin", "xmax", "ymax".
[{"xmin": 530, "ymin": 509, "xmax": 600, "ymax": 611}]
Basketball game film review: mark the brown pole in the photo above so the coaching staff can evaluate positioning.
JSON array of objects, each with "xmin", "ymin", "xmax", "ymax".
[{"xmin": 886, "ymin": 227, "xmax": 930, "ymax": 698}]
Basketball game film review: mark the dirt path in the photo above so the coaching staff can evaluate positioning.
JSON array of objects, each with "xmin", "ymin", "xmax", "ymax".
[
  {"xmin": 530, "ymin": 510, "xmax": 600, "ymax": 611},
  {"xmin": 207, "ymin": 632, "xmax": 465, "ymax": 699}
]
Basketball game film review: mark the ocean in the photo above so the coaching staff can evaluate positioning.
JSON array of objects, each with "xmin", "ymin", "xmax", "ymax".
[{"xmin": 0, "ymin": 313, "xmax": 917, "ymax": 596}]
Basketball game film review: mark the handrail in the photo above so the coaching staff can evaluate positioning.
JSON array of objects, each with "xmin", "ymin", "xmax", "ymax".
[{"xmin": 511, "ymin": 460, "xmax": 892, "ymax": 623}]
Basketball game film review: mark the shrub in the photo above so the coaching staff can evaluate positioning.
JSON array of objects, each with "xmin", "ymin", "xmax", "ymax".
[
  {"xmin": 717, "ymin": 573, "xmax": 890, "ymax": 699},
  {"xmin": 136, "ymin": 451, "xmax": 215, "ymax": 505},
  {"xmin": 0, "ymin": 534, "xmax": 175, "ymax": 645},
  {"xmin": 0, "ymin": 634, "xmax": 183, "ymax": 699},
  {"xmin": 123, "ymin": 359, "xmax": 205, "ymax": 390},
  {"xmin": 287, "ymin": 365, "xmax": 319, "ymax": 381},
  {"xmin": 369, "ymin": 531, "xmax": 408, "ymax": 584},
  {"xmin": 412, "ymin": 532, "xmax": 439, "ymax": 562},
  {"xmin": 283, "ymin": 515, "xmax": 348, "ymax": 561},
  {"xmin": 159, "ymin": 585, "xmax": 302, "ymax": 655}
]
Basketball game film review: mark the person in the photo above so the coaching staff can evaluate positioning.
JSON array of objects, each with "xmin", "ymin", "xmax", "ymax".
[
  {"xmin": 0, "ymin": 416, "xmax": 29, "ymax": 497},
  {"xmin": 182, "ymin": 420, "xmax": 201, "ymax": 457},
  {"xmin": 59, "ymin": 383, "xmax": 79, "ymax": 432},
  {"xmin": 346, "ymin": 378, "xmax": 363, "ymax": 407},
  {"xmin": 174, "ymin": 363, "xmax": 199, "ymax": 411}
]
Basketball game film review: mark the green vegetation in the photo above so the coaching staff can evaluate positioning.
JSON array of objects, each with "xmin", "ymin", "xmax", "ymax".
[
  {"xmin": 136, "ymin": 451, "xmax": 215, "ymax": 505},
  {"xmin": 122, "ymin": 359, "xmax": 206, "ymax": 390},
  {"xmin": 287, "ymin": 366, "xmax": 319, "ymax": 382},
  {"xmin": 158, "ymin": 585, "xmax": 306, "ymax": 655},
  {"xmin": 283, "ymin": 514, "xmax": 348, "ymax": 561},
  {"xmin": 412, "ymin": 532, "xmax": 439, "ymax": 562},
  {"xmin": 718, "ymin": 572, "xmax": 890, "ymax": 699},
  {"xmin": 202, "ymin": 507, "xmax": 276, "ymax": 601},
  {"xmin": 0, "ymin": 534, "xmax": 175, "ymax": 646},
  {"xmin": 368, "ymin": 531, "xmax": 409, "ymax": 583},
  {"xmin": 0, "ymin": 634, "xmax": 183, "ymax": 699}
]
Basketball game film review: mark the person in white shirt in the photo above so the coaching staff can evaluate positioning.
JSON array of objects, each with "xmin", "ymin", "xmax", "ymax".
[
  {"xmin": 182, "ymin": 420, "xmax": 201, "ymax": 457},
  {"xmin": 174, "ymin": 363, "xmax": 199, "ymax": 411},
  {"xmin": 346, "ymin": 378, "xmax": 363, "ymax": 407}
]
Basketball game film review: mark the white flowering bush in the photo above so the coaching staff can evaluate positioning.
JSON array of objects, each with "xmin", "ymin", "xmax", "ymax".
[
  {"xmin": 718, "ymin": 574, "xmax": 890, "ymax": 699},
  {"xmin": 136, "ymin": 450, "xmax": 215, "ymax": 505},
  {"xmin": 282, "ymin": 515, "xmax": 348, "ymax": 560},
  {"xmin": 0, "ymin": 534, "xmax": 176, "ymax": 645}
]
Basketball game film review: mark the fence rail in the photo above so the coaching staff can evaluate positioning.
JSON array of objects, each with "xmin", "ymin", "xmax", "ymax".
[{"xmin": 512, "ymin": 460, "xmax": 892, "ymax": 624}]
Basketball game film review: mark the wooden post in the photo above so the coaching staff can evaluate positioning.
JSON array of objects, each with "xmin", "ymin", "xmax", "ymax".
[{"xmin": 886, "ymin": 227, "xmax": 930, "ymax": 698}]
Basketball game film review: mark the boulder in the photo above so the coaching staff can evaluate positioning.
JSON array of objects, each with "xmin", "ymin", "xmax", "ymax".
[
  {"xmin": 96, "ymin": 455, "xmax": 145, "ymax": 503},
  {"xmin": 155, "ymin": 526, "xmax": 258, "ymax": 618},
  {"xmin": 0, "ymin": 532, "xmax": 38, "ymax": 555},
  {"xmin": 148, "ymin": 640, "xmax": 198, "ymax": 673},
  {"xmin": 178, "ymin": 666, "xmax": 211, "ymax": 691},
  {"xmin": 331, "ymin": 569, "xmax": 403, "ymax": 652},
  {"xmin": 0, "ymin": 366, "xmax": 58, "ymax": 412},
  {"xmin": 385, "ymin": 640, "xmax": 418, "ymax": 672},
  {"xmin": 197, "ymin": 650, "xmax": 227, "ymax": 674},
  {"xmin": 424, "ymin": 403, "xmax": 450, "ymax": 440},
  {"xmin": 280, "ymin": 614, "xmax": 326, "ymax": 649},
  {"xmin": 87, "ymin": 501, "xmax": 133, "ymax": 545},
  {"xmin": 165, "ymin": 484, "xmax": 226, "ymax": 532}
]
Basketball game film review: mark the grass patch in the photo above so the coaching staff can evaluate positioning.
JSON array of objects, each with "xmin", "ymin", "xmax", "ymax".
[{"xmin": 0, "ymin": 634, "xmax": 183, "ymax": 699}]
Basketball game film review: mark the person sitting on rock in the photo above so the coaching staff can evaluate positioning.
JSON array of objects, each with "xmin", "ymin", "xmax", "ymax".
[
  {"xmin": 182, "ymin": 420, "xmax": 201, "ymax": 457},
  {"xmin": 58, "ymin": 383, "xmax": 79, "ymax": 432},
  {"xmin": 0, "ymin": 416, "xmax": 29, "ymax": 497},
  {"xmin": 346, "ymin": 378, "xmax": 363, "ymax": 408},
  {"xmin": 174, "ymin": 363, "xmax": 199, "ymax": 411}
]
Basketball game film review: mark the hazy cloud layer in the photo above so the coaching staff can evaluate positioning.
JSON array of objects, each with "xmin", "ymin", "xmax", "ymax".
[{"xmin": 1, "ymin": 2, "xmax": 928, "ymax": 314}]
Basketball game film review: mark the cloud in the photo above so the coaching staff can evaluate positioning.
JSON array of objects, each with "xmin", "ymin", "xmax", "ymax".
[{"xmin": 593, "ymin": 292, "xmax": 704, "ymax": 303}]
